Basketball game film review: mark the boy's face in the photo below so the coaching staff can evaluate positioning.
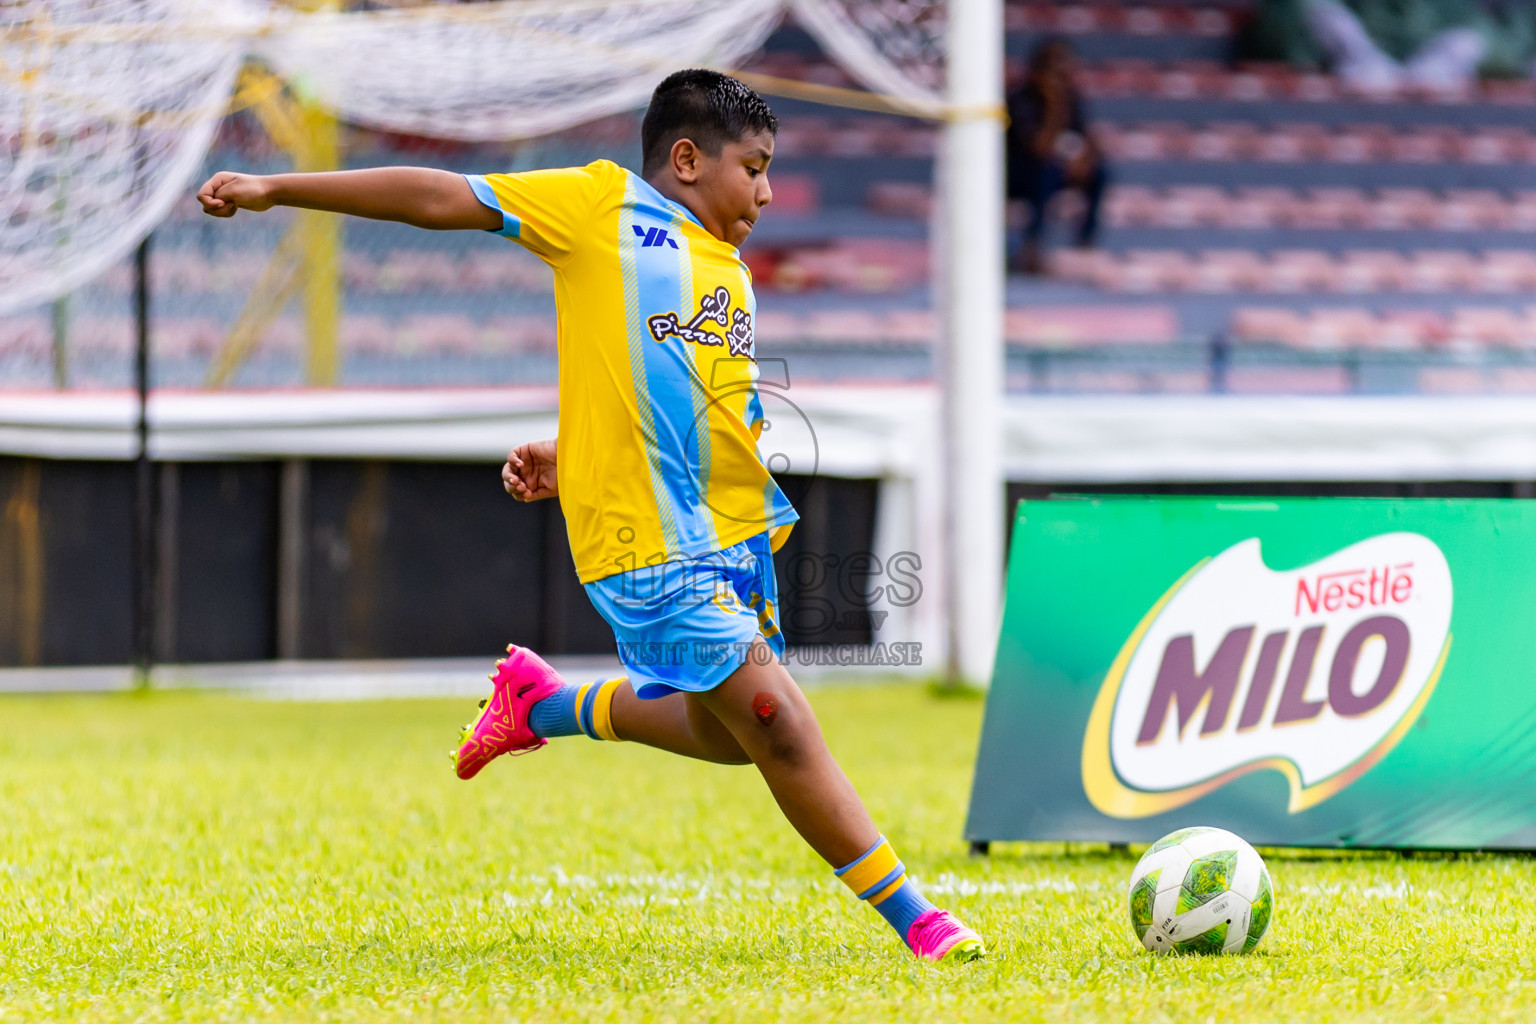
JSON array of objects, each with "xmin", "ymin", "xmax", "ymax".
[{"xmin": 693, "ymin": 131, "xmax": 775, "ymax": 248}]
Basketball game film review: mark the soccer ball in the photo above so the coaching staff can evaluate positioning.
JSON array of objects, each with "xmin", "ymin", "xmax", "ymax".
[{"xmin": 1127, "ymin": 826, "xmax": 1272, "ymax": 955}]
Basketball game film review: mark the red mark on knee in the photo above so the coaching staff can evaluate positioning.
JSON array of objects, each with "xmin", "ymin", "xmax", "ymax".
[{"xmin": 752, "ymin": 692, "xmax": 779, "ymax": 725}]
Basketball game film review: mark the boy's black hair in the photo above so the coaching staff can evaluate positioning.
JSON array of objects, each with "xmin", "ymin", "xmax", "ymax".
[{"xmin": 641, "ymin": 69, "xmax": 778, "ymax": 177}]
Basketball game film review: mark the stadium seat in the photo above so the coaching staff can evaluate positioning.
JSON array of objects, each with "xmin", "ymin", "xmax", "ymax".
[
  {"xmin": 1305, "ymin": 308, "xmax": 1381, "ymax": 350},
  {"xmin": 764, "ymin": 174, "xmax": 820, "ymax": 215},
  {"xmin": 1478, "ymin": 252, "xmax": 1536, "ymax": 294},
  {"xmin": 826, "ymin": 125, "xmax": 885, "ymax": 158},
  {"xmin": 1378, "ymin": 310, "xmax": 1447, "ymax": 350},
  {"xmin": 1511, "ymin": 193, "xmax": 1536, "ymax": 231},
  {"xmin": 1435, "ymin": 190, "xmax": 1504, "ymax": 232},
  {"xmin": 1227, "ymin": 366, "xmax": 1352, "ymax": 393},
  {"xmin": 1450, "ymin": 308, "xmax": 1526, "ymax": 348},
  {"xmin": 1419, "ymin": 367, "xmax": 1486, "ymax": 393},
  {"xmin": 1187, "ymin": 121, "xmax": 1256, "ymax": 161},
  {"xmin": 154, "ymin": 318, "xmax": 224, "ymax": 359},
  {"xmin": 1161, "ymin": 185, "xmax": 1227, "ymax": 227},
  {"xmin": 1067, "ymin": 182, "xmax": 1536, "ymax": 238},
  {"xmin": 1335, "ymin": 251, "xmax": 1408, "ymax": 293},
  {"xmin": 1405, "ymin": 251, "xmax": 1478, "ymax": 293},
  {"xmin": 0, "ymin": 315, "xmax": 49, "ymax": 360},
  {"xmin": 1268, "ymin": 250, "xmax": 1335, "ymax": 294},
  {"xmin": 1494, "ymin": 368, "xmax": 1536, "ymax": 392},
  {"xmin": 1292, "ymin": 187, "xmax": 1369, "ymax": 229},
  {"xmin": 341, "ymin": 316, "xmax": 395, "ymax": 355},
  {"xmin": 1369, "ymin": 189, "xmax": 1438, "ymax": 230},
  {"xmin": 1118, "ymin": 250, "xmax": 1195, "ymax": 293},
  {"xmin": 1259, "ymin": 123, "xmax": 1327, "ymax": 163},
  {"xmin": 1225, "ymin": 186, "xmax": 1290, "ymax": 229},
  {"xmin": 1098, "ymin": 120, "xmax": 1536, "ymax": 166},
  {"xmin": 1046, "ymin": 247, "xmax": 1116, "ymax": 286},
  {"xmin": 866, "ymin": 182, "xmax": 932, "ymax": 220},
  {"xmin": 1327, "ymin": 125, "xmax": 1387, "ymax": 163},
  {"xmin": 1391, "ymin": 128, "xmax": 1458, "ymax": 164},
  {"xmin": 484, "ymin": 250, "xmax": 551, "ymax": 292},
  {"xmin": 1004, "ymin": 304, "xmax": 1179, "ymax": 346},
  {"xmin": 1231, "ymin": 307, "xmax": 1307, "ymax": 348},
  {"xmin": 1462, "ymin": 128, "xmax": 1525, "ymax": 164},
  {"xmin": 800, "ymin": 308, "xmax": 886, "ymax": 345},
  {"xmin": 1104, "ymin": 184, "xmax": 1158, "ymax": 227},
  {"xmin": 882, "ymin": 309, "xmax": 937, "ymax": 346},
  {"xmin": 750, "ymin": 309, "xmax": 802, "ymax": 345},
  {"xmin": 484, "ymin": 315, "xmax": 557, "ymax": 353},
  {"xmin": 396, "ymin": 315, "xmax": 478, "ymax": 355},
  {"xmin": 73, "ymin": 316, "xmax": 135, "ymax": 355},
  {"xmin": 1192, "ymin": 250, "xmax": 1266, "ymax": 293}
]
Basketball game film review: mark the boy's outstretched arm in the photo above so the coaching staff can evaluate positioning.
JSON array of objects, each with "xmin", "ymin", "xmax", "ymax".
[{"xmin": 196, "ymin": 168, "xmax": 500, "ymax": 231}]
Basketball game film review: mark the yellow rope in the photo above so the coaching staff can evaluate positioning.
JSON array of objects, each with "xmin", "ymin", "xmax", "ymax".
[{"xmin": 731, "ymin": 69, "xmax": 1003, "ymax": 123}]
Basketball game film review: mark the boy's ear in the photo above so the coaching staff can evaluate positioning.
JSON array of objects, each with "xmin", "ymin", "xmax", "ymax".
[{"xmin": 670, "ymin": 138, "xmax": 702, "ymax": 184}]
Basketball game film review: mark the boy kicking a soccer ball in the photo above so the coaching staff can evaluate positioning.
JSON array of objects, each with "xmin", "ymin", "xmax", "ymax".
[{"xmin": 197, "ymin": 69, "xmax": 984, "ymax": 963}]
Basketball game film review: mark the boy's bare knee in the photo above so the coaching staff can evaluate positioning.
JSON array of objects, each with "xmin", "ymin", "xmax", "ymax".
[
  {"xmin": 749, "ymin": 694, "xmax": 815, "ymax": 768},
  {"xmin": 761, "ymin": 727, "xmax": 809, "ymax": 768}
]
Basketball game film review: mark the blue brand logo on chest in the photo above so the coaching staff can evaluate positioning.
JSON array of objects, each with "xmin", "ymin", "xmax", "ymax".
[{"xmin": 633, "ymin": 224, "xmax": 679, "ymax": 249}]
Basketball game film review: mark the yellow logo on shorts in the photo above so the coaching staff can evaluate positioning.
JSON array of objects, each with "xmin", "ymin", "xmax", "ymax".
[{"xmin": 712, "ymin": 581, "xmax": 743, "ymax": 615}]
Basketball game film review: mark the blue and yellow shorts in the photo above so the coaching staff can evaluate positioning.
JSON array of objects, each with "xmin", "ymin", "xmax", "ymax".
[{"xmin": 583, "ymin": 531, "xmax": 784, "ymax": 699}]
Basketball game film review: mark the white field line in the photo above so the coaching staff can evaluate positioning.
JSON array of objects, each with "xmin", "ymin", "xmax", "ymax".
[
  {"xmin": 489, "ymin": 869, "xmax": 1106, "ymax": 908},
  {"xmin": 1291, "ymin": 882, "xmax": 1446, "ymax": 901},
  {"xmin": 921, "ymin": 872, "xmax": 1106, "ymax": 896},
  {"xmin": 494, "ymin": 870, "xmax": 814, "ymax": 908}
]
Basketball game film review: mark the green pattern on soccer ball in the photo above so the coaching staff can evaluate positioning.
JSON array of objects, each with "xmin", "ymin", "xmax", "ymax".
[
  {"xmin": 1173, "ymin": 920, "xmax": 1228, "ymax": 955},
  {"xmin": 1145, "ymin": 826, "xmax": 1204, "ymax": 856},
  {"xmin": 1245, "ymin": 866, "xmax": 1273, "ymax": 952},
  {"xmin": 1175, "ymin": 849, "xmax": 1237, "ymax": 915},
  {"xmin": 1128, "ymin": 869, "xmax": 1158, "ymax": 941}
]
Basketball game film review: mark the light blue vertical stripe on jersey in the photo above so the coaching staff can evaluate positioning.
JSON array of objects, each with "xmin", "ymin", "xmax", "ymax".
[
  {"xmin": 673, "ymin": 220, "xmax": 720, "ymax": 554},
  {"xmin": 632, "ymin": 199, "xmax": 715, "ymax": 556},
  {"xmin": 618, "ymin": 177, "xmax": 682, "ymax": 557},
  {"xmin": 739, "ymin": 267, "xmax": 780, "ymax": 529},
  {"xmin": 741, "ymin": 267, "xmax": 766, "ymax": 432}
]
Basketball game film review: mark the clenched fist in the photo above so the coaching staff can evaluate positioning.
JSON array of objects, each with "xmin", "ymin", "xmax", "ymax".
[{"xmin": 197, "ymin": 171, "xmax": 273, "ymax": 217}]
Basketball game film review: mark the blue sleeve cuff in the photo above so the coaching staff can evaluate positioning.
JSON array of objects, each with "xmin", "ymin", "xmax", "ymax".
[{"xmin": 463, "ymin": 174, "xmax": 520, "ymax": 239}]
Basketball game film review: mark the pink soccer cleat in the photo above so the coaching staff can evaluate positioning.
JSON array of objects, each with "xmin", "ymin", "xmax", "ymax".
[
  {"xmin": 452, "ymin": 644, "xmax": 564, "ymax": 780},
  {"xmin": 907, "ymin": 909, "xmax": 986, "ymax": 963}
]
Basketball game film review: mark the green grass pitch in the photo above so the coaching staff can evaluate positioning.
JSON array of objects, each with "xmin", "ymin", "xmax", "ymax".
[{"xmin": 2, "ymin": 684, "xmax": 1534, "ymax": 1022}]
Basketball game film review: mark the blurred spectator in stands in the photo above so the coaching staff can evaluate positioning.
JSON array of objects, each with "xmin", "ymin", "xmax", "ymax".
[
  {"xmin": 1248, "ymin": 0, "xmax": 1536, "ymax": 89},
  {"xmin": 1006, "ymin": 37, "xmax": 1107, "ymax": 275}
]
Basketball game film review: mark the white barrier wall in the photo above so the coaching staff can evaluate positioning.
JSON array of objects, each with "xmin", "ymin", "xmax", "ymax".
[{"xmin": 10, "ymin": 386, "xmax": 1536, "ymax": 674}]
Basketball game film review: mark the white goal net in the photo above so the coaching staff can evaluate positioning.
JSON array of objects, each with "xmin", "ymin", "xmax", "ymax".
[{"xmin": 0, "ymin": 0, "xmax": 944, "ymax": 318}]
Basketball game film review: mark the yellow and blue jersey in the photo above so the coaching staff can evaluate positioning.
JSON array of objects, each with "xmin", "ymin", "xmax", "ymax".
[{"xmin": 465, "ymin": 159, "xmax": 798, "ymax": 583}]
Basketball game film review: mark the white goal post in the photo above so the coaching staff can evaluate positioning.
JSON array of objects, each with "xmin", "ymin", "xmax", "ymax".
[{"xmin": 941, "ymin": 0, "xmax": 1006, "ymax": 685}]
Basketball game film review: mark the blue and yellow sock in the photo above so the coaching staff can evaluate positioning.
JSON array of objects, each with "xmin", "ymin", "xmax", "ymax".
[
  {"xmin": 527, "ymin": 677, "xmax": 626, "ymax": 742},
  {"xmin": 835, "ymin": 835, "xmax": 935, "ymax": 945}
]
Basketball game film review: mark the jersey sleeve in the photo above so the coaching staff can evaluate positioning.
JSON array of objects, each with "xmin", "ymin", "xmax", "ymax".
[{"xmin": 462, "ymin": 160, "xmax": 610, "ymax": 265}]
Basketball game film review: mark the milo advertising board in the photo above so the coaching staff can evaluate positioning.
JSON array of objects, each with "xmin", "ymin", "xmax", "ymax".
[{"xmin": 966, "ymin": 498, "xmax": 1536, "ymax": 849}]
